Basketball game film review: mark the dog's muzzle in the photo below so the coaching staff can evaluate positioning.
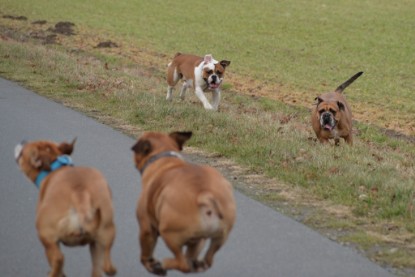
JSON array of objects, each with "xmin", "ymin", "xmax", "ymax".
[
  {"xmin": 14, "ymin": 140, "xmax": 27, "ymax": 164},
  {"xmin": 205, "ymin": 75, "xmax": 221, "ymax": 89},
  {"xmin": 320, "ymin": 112, "xmax": 336, "ymax": 131}
]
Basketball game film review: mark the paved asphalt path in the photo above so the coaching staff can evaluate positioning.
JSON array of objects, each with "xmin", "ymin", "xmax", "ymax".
[{"xmin": 0, "ymin": 77, "xmax": 394, "ymax": 277}]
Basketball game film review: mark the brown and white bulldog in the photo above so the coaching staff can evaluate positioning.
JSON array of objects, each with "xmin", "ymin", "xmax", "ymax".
[
  {"xmin": 311, "ymin": 71, "xmax": 363, "ymax": 145},
  {"xmin": 166, "ymin": 53, "xmax": 231, "ymax": 111},
  {"xmin": 14, "ymin": 139, "xmax": 116, "ymax": 277},
  {"xmin": 131, "ymin": 131, "xmax": 236, "ymax": 276}
]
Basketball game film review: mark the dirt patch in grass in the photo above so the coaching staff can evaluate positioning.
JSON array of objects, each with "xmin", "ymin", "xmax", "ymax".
[{"xmin": 49, "ymin": 21, "xmax": 76, "ymax": 36}]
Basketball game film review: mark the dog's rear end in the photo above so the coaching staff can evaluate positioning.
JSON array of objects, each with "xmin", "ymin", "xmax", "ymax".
[
  {"xmin": 132, "ymin": 131, "xmax": 236, "ymax": 275},
  {"xmin": 15, "ymin": 140, "xmax": 116, "ymax": 277},
  {"xmin": 157, "ymin": 165, "xmax": 235, "ymax": 273}
]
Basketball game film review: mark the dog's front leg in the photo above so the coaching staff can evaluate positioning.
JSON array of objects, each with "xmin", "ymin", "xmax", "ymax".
[
  {"xmin": 211, "ymin": 89, "xmax": 221, "ymax": 111},
  {"xmin": 139, "ymin": 226, "xmax": 166, "ymax": 276},
  {"xmin": 194, "ymin": 87, "xmax": 214, "ymax": 110},
  {"xmin": 344, "ymin": 134, "xmax": 353, "ymax": 146}
]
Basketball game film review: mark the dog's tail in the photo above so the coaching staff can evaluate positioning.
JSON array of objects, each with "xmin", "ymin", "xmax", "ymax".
[
  {"xmin": 335, "ymin": 71, "xmax": 363, "ymax": 93},
  {"xmin": 167, "ymin": 52, "xmax": 182, "ymax": 67},
  {"xmin": 197, "ymin": 192, "xmax": 224, "ymax": 233},
  {"xmin": 59, "ymin": 192, "xmax": 100, "ymax": 237}
]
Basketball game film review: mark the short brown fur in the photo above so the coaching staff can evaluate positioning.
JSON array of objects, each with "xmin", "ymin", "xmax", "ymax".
[
  {"xmin": 131, "ymin": 131, "xmax": 236, "ymax": 275},
  {"xmin": 311, "ymin": 72, "xmax": 363, "ymax": 145},
  {"xmin": 16, "ymin": 140, "xmax": 117, "ymax": 277}
]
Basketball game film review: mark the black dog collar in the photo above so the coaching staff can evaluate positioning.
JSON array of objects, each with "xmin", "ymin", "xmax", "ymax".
[{"xmin": 140, "ymin": 151, "xmax": 183, "ymax": 174}]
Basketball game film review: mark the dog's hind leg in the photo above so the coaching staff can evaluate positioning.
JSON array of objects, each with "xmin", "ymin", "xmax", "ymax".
[
  {"xmin": 90, "ymin": 223, "xmax": 117, "ymax": 277},
  {"xmin": 162, "ymin": 234, "xmax": 192, "ymax": 273},
  {"xmin": 186, "ymin": 239, "xmax": 207, "ymax": 272},
  {"xmin": 140, "ymin": 225, "xmax": 166, "ymax": 276},
  {"xmin": 40, "ymin": 238, "xmax": 65, "ymax": 277},
  {"xmin": 166, "ymin": 86, "xmax": 174, "ymax": 101},
  {"xmin": 202, "ymin": 236, "xmax": 227, "ymax": 269},
  {"xmin": 179, "ymin": 81, "xmax": 191, "ymax": 100},
  {"xmin": 166, "ymin": 68, "xmax": 181, "ymax": 101},
  {"xmin": 101, "ymin": 223, "xmax": 117, "ymax": 276}
]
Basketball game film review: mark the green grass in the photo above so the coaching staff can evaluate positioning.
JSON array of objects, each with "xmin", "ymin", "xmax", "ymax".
[
  {"xmin": 1, "ymin": 0, "xmax": 414, "ymax": 133},
  {"xmin": 1, "ymin": 1, "xmax": 415, "ymax": 272},
  {"xmin": 1, "ymin": 39, "xmax": 414, "ymax": 224}
]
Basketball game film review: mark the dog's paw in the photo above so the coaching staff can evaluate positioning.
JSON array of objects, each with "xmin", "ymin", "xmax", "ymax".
[
  {"xmin": 104, "ymin": 265, "xmax": 117, "ymax": 276},
  {"xmin": 143, "ymin": 257, "xmax": 167, "ymax": 276},
  {"xmin": 191, "ymin": 260, "xmax": 209, "ymax": 272},
  {"xmin": 151, "ymin": 262, "xmax": 167, "ymax": 276}
]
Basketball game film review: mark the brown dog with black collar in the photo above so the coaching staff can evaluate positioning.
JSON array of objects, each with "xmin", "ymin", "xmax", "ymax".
[
  {"xmin": 311, "ymin": 71, "xmax": 363, "ymax": 145},
  {"xmin": 14, "ymin": 139, "xmax": 117, "ymax": 277},
  {"xmin": 131, "ymin": 131, "xmax": 236, "ymax": 276}
]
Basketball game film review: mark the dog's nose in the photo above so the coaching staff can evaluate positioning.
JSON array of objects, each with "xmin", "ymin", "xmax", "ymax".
[{"xmin": 211, "ymin": 75, "xmax": 217, "ymax": 82}]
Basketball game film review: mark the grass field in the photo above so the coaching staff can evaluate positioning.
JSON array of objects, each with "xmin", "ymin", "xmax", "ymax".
[
  {"xmin": 1, "ymin": 0, "xmax": 415, "ymax": 274},
  {"xmin": 1, "ymin": 0, "xmax": 414, "ymax": 134}
]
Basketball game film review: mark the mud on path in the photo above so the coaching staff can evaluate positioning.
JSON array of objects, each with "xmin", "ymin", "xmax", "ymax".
[{"xmin": 1, "ymin": 14, "xmax": 415, "ymax": 276}]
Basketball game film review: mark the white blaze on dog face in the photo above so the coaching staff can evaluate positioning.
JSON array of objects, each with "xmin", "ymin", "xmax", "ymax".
[{"xmin": 202, "ymin": 56, "xmax": 228, "ymax": 90}]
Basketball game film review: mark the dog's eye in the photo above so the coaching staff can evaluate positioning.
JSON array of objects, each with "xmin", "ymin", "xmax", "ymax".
[
  {"xmin": 207, "ymin": 70, "xmax": 213, "ymax": 75},
  {"xmin": 329, "ymin": 109, "xmax": 336, "ymax": 115},
  {"xmin": 216, "ymin": 70, "xmax": 222, "ymax": 75}
]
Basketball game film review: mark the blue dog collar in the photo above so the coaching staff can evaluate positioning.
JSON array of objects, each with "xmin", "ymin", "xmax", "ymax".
[{"xmin": 34, "ymin": 155, "xmax": 74, "ymax": 188}]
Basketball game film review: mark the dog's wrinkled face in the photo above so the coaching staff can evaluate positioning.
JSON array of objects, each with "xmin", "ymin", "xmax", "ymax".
[
  {"xmin": 316, "ymin": 98, "xmax": 345, "ymax": 131},
  {"xmin": 14, "ymin": 139, "xmax": 75, "ymax": 182},
  {"xmin": 131, "ymin": 131, "xmax": 192, "ymax": 171},
  {"xmin": 201, "ymin": 55, "xmax": 230, "ymax": 90}
]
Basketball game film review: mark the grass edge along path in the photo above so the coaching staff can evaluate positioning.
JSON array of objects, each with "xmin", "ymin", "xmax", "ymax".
[{"xmin": 1, "ymin": 24, "xmax": 415, "ymax": 276}]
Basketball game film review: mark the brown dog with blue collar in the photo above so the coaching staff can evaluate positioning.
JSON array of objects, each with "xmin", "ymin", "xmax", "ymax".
[
  {"xmin": 131, "ymin": 131, "xmax": 236, "ymax": 276},
  {"xmin": 311, "ymin": 71, "xmax": 363, "ymax": 145},
  {"xmin": 14, "ymin": 139, "xmax": 116, "ymax": 277}
]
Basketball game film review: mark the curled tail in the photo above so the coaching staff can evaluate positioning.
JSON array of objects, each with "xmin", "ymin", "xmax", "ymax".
[
  {"xmin": 335, "ymin": 71, "xmax": 363, "ymax": 93},
  {"xmin": 197, "ymin": 192, "xmax": 224, "ymax": 233},
  {"xmin": 167, "ymin": 52, "xmax": 182, "ymax": 67}
]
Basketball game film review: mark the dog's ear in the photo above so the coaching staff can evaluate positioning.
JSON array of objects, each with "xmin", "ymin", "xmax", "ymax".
[
  {"xmin": 337, "ymin": 101, "xmax": 345, "ymax": 111},
  {"xmin": 169, "ymin": 131, "xmax": 193, "ymax": 151},
  {"xmin": 220, "ymin": 60, "xmax": 231, "ymax": 68},
  {"xmin": 204, "ymin": 54, "xmax": 213, "ymax": 64},
  {"xmin": 131, "ymin": 139, "xmax": 152, "ymax": 156},
  {"xmin": 314, "ymin": 97, "xmax": 323, "ymax": 105},
  {"xmin": 58, "ymin": 138, "xmax": 76, "ymax": 155},
  {"xmin": 29, "ymin": 148, "xmax": 51, "ymax": 170}
]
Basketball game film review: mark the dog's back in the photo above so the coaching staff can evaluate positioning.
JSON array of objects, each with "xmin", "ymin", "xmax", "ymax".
[
  {"xmin": 167, "ymin": 53, "xmax": 202, "ymax": 84},
  {"xmin": 37, "ymin": 167, "xmax": 114, "ymax": 246}
]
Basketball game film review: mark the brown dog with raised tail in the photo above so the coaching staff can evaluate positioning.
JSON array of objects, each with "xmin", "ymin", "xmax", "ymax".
[
  {"xmin": 131, "ymin": 131, "xmax": 236, "ymax": 276},
  {"xmin": 14, "ymin": 139, "xmax": 117, "ymax": 277},
  {"xmin": 311, "ymin": 71, "xmax": 363, "ymax": 145}
]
